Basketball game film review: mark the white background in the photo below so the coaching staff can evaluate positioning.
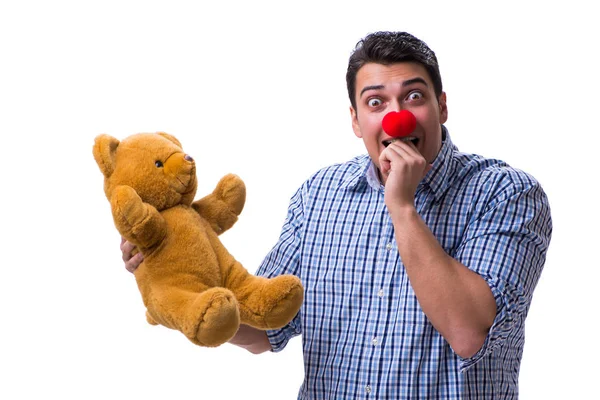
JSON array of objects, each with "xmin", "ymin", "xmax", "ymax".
[{"xmin": 1, "ymin": 1, "xmax": 598, "ymax": 398}]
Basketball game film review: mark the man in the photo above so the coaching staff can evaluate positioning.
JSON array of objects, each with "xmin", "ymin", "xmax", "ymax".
[{"xmin": 123, "ymin": 31, "xmax": 552, "ymax": 398}]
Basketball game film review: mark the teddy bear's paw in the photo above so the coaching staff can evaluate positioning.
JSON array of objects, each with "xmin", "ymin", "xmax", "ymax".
[
  {"xmin": 112, "ymin": 185, "xmax": 145, "ymax": 230},
  {"xmin": 193, "ymin": 287, "xmax": 240, "ymax": 347},
  {"xmin": 113, "ymin": 185, "xmax": 142, "ymax": 209},
  {"xmin": 258, "ymin": 275, "xmax": 304, "ymax": 330},
  {"xmin": 215, "ymin": 174, "xmax": 246, "ymax": 216},
  {"xmin": 146, "ymin": 311, "xmax": 159, "ymax": 325}
]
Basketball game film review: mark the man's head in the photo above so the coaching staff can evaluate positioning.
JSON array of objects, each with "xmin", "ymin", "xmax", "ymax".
[
  {"xmin": 347, "ymin": 31, "xmax": 448, "ymax": 179},
  {"xmin": 346, "ymin": 31, "xmax": 443, "ymax": 110}
]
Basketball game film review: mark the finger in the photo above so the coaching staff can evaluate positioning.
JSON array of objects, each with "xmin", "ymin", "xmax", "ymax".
[
  {"xmin": 380, "ymin": 143, "xmax": 410, "ymax": 171},
  {"xmin": 120, "ymin": 240, "xmax": 136, "ymax": 262},
  {"xmin": 381, "ymin": 146, "xmax": 429, "ymax": 181},
  {"xmin": 387, "ymin": 141, "xmax": 428, "ymax": 168},
  {"xmin": 125, "ymin": 259, "xmax": 136, "ymax": 273},
  {"xmin": 121, "ymin": 247, "xmax": 131, "ymax": 262},
  {"xmin": 380, "ymin": 143, "xmax": 413, "ymax": 167},
  {"xmin": 379, "ymin": 147, "xmax": 395, "ymax": 175},
  {"xmin": 386, "ymin": 140, "xmax": 420, "ymax": 158},
  {"xmin": 125, "ymin": 252, "xmax": 144, "ymax": 273}
]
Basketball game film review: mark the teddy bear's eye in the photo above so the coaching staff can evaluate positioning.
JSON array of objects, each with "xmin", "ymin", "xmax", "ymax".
[{"xmin": 155, "ymin": 160, "xmax": 164, "ymax": 168}]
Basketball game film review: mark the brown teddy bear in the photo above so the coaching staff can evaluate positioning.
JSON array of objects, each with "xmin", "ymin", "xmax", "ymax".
[{"xmin": 93, "ymin": 132, "xmax": 303, "ymax": 347}]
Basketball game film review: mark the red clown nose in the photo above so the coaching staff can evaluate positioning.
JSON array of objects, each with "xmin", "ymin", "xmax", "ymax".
[{"xmin": 382, "ymin": 110, "xmax": 417, "ymax": 138}]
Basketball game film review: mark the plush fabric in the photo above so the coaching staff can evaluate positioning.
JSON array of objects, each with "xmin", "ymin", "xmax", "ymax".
[{"xmin": 93, "ymin": 132, "xmax": 303, "ymax": 347}]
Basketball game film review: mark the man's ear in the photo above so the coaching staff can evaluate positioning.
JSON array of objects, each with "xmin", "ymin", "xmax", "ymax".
[
  {"xmin": 438, "ymin": 92, "xmax": 448, "ymax": 124},
  {"xmin": 93, "ymin": 134, "xmax": 120, "ymax": 178},
  {"xmin": 157, "ymin": 132, "xmax": 182, "ymax": 148},
  {"xmin": 350, "ymin": 106, "xmax": 362, "ymax": 138}
]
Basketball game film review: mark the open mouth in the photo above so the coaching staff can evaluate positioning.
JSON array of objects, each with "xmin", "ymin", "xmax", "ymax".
[{"xmin": 382, "ymin": 137, "xmax": 419, "ymax": 147}]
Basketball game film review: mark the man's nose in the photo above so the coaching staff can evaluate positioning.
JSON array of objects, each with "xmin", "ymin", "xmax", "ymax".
[{"xmin": 388, "ymin": 99, "xmax": 405, "ymax": 112}]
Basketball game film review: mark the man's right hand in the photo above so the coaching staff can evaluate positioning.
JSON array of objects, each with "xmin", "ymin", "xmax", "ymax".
[
  {"xmin": 120, "ymin": 237, "xmax": 144, "ymax": 273},
  {"xmin": 229, "ymin": 324, "xmax": 272, "ymax": 354}
]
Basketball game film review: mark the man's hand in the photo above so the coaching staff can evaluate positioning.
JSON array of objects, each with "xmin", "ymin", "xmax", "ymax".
[
  {"xmin": 229, "ymin": 324, "xmax": 271, "ymax": 354},
  {"xmin": 379, "ymin": 140, "xmax": 432, "ymax": 213},
  {"xmin": 120, "ymin": 237, "xmax": 144, "ymax": 273}
]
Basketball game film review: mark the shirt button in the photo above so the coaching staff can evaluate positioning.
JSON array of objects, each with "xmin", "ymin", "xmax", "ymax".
[
  {"xmin": 386, "ymin": 242, "xmax": 393, "ymax": 251},
  {"xmin": 365, "ymin": 385, "xmax": 372, "ymax": 394},
  {"xmin": 378, "ymin": 289, "xmax": 384, "ymax": 297},
  {"xmin": 372, "ymin": 337, "xmax": 379, "ymax": 346}
]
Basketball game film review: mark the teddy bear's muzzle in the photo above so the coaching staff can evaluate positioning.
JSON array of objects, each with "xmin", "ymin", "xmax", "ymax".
[{"xmin": 162, "ymin": 153, "xmax": 196, "ymax": 193}]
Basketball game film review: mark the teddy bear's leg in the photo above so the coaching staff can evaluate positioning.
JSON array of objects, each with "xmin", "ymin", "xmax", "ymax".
[
  {"xmin": 191, "ymin": 174, "xmax": 245, "ymax": 235},
  {"xmin": 226, "ymin": 262, "xmax": 304, "ymax": 330},
  {"xmin": 148, "ymin": 286, "xmax": 241, "ymax": 347},
  {"xmin": 146, "ymin": 311, "xmax": 158, "ymax": 325}
]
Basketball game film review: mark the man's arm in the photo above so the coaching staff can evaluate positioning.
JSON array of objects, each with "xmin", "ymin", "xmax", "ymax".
[
  {"xmin": 228, "ymin": 324, "xmax": 272, "ymax": 354},
  {"xmin": 390, "ymin": 206, "xmax": 496, "ymax": 358},
  {"xmin": 380, "ymin": 141, "xmax": 496, "ymax": 359}
]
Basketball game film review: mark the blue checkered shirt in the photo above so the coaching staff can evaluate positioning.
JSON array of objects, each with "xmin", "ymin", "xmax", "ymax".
[{"xmin": 256, "ymin": 128, "xmax": 552, "ymax": 399}]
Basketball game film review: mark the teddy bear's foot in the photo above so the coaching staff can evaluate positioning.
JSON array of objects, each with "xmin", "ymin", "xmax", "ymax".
[
  {"xmin": 191, "ymin": 287, "xmax": 240, "ymax": 347},
  {"xmin": 240, "ymin": 275, "xmax": 304, "ymax": 330},
  {"xmin": 262, "ymin": 275, "xmax": 304, "ymax": 329},
  {"xmin": 146, "ymin": 311, "xmax": 159, "ymax": 325}
]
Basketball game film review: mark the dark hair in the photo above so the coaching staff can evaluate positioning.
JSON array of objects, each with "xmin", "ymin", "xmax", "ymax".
[{"xmin": 346, "ymin": 31, "xmax": 443, "ymax": 109}]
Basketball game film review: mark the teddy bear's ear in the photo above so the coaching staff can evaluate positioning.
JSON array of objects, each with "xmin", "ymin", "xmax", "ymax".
[
  {"xmin": 156, "ymin": 132, "xmax": 182, "ymax": 148},
  {"xmin": 93, "ymin": 134, "xmax": 120, "ymax": 178}
]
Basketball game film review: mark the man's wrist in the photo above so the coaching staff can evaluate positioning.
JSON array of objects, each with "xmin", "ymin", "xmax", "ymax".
[
  {"xmin": 388, "ymin": 203, "xmax": 418, "ymax": 221},
  {"xmin": 229, "ymin": 325, "xmax": 272, "ymax": 354}
]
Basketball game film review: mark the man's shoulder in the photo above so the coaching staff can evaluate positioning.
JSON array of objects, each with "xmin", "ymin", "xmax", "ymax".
[
  {"xmin": 453, "ymin": 150, "xmax": 545, "ymax": 205},
  {"xmin": 304, "ymin": 154, "xmax": 370, "ymax": 188},
  {"xmin": 461, "ymin": 152, "xmax": 539, "ymax": 185}
]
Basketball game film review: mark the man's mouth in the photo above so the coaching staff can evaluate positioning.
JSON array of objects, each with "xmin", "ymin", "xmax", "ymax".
[{"xmin": 382, "ymin": 137, "xmax": 419, "ymax": 147}]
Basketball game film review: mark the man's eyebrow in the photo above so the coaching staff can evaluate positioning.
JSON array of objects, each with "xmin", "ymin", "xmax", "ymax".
[
  {"xmin": 402, "ymin": 77, "xmax": 428, "ymax": 88},
  {"xmin": 359, "ymin": 85, "xmax": 384, "ymax": 98},
  {"xmin": 359, "ymin": 78, "xmax": 429, "ymax": 98}
]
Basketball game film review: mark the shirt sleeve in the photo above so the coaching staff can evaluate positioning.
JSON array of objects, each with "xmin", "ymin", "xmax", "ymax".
[
  {"xmin": 255, "ymin": 186, "xmax": 305, "ymax": 352},
  {"xmin": 453, "ymin": 174, "xmax": 552, "ymax": 371}
]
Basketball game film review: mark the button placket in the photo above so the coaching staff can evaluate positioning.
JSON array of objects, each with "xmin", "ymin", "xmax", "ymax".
[{"xmin": 364, "ymin": 209, "xmax": 394, "ymax": 398}]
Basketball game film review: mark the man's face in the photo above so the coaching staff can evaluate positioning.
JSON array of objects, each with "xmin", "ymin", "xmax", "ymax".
[{"xmin": 350, "ymin": 62, "xmax": 448, "ymax": 181}]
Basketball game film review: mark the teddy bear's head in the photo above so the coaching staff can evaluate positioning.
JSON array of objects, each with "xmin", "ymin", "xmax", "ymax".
[{"xmin": 93, "ymin": 132, "xmax": 197, "ymax": 210}]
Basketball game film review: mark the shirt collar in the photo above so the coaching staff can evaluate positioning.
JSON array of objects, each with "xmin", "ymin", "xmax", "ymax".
[
  {"xmin": 420, "ymin": 125, "xmax": 458, "ymax": 202},
  {"xmin": 338, "ymin": 154, "xmax": 372, "ymax": 190}
]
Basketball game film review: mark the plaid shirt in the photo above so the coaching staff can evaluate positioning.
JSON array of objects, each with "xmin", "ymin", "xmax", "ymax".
[{"xmin": 256, "ymin": 128, "xmax": 552, "ymax": 399}]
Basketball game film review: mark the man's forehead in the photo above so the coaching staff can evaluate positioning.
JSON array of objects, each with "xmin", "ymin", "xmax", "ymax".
[
  {"xmin": 357, "ymin": 62, "xmax": 431, "ymax": 86},
  {"xmin": 356, "ymin": 63, "xmax": 432, "ymax": 98}
]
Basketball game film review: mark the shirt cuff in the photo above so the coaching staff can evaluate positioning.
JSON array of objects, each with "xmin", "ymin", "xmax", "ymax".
[
  {"xmin": 458, "ymin": 276, "xmax": 518, "ymax": 372},
  {"xmin": 265, "ymin": 313, "xmax": 302, "ymax": 352}
]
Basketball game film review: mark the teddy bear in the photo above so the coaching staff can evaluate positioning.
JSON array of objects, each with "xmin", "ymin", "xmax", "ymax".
[{"xmin": 93, "ymin": 132, "xmax": 303, "ymax": 347}]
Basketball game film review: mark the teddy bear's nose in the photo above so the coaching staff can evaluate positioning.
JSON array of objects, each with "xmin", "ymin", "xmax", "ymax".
[{"xmin": 184, "ymin": 154, "xmax": 194, "ymax": 162}]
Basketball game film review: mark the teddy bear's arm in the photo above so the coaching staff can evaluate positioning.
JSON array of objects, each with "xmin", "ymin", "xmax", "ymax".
[
  {"xmin": 111, "ymin": 185, "xmax": 167, "ymax": 249},
  {"xmin": 192, "ymin": 174, "xmax": 246, "ymax": 235}
]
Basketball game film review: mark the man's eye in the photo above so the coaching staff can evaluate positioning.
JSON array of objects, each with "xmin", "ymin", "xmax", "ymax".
[
  {"xmin": 407, "ymin": 91, "xmax": 423, "ymax": 101},
  {"xmin": 367, "ymin": 98, "xmax": 383, "ymax": 107}
]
